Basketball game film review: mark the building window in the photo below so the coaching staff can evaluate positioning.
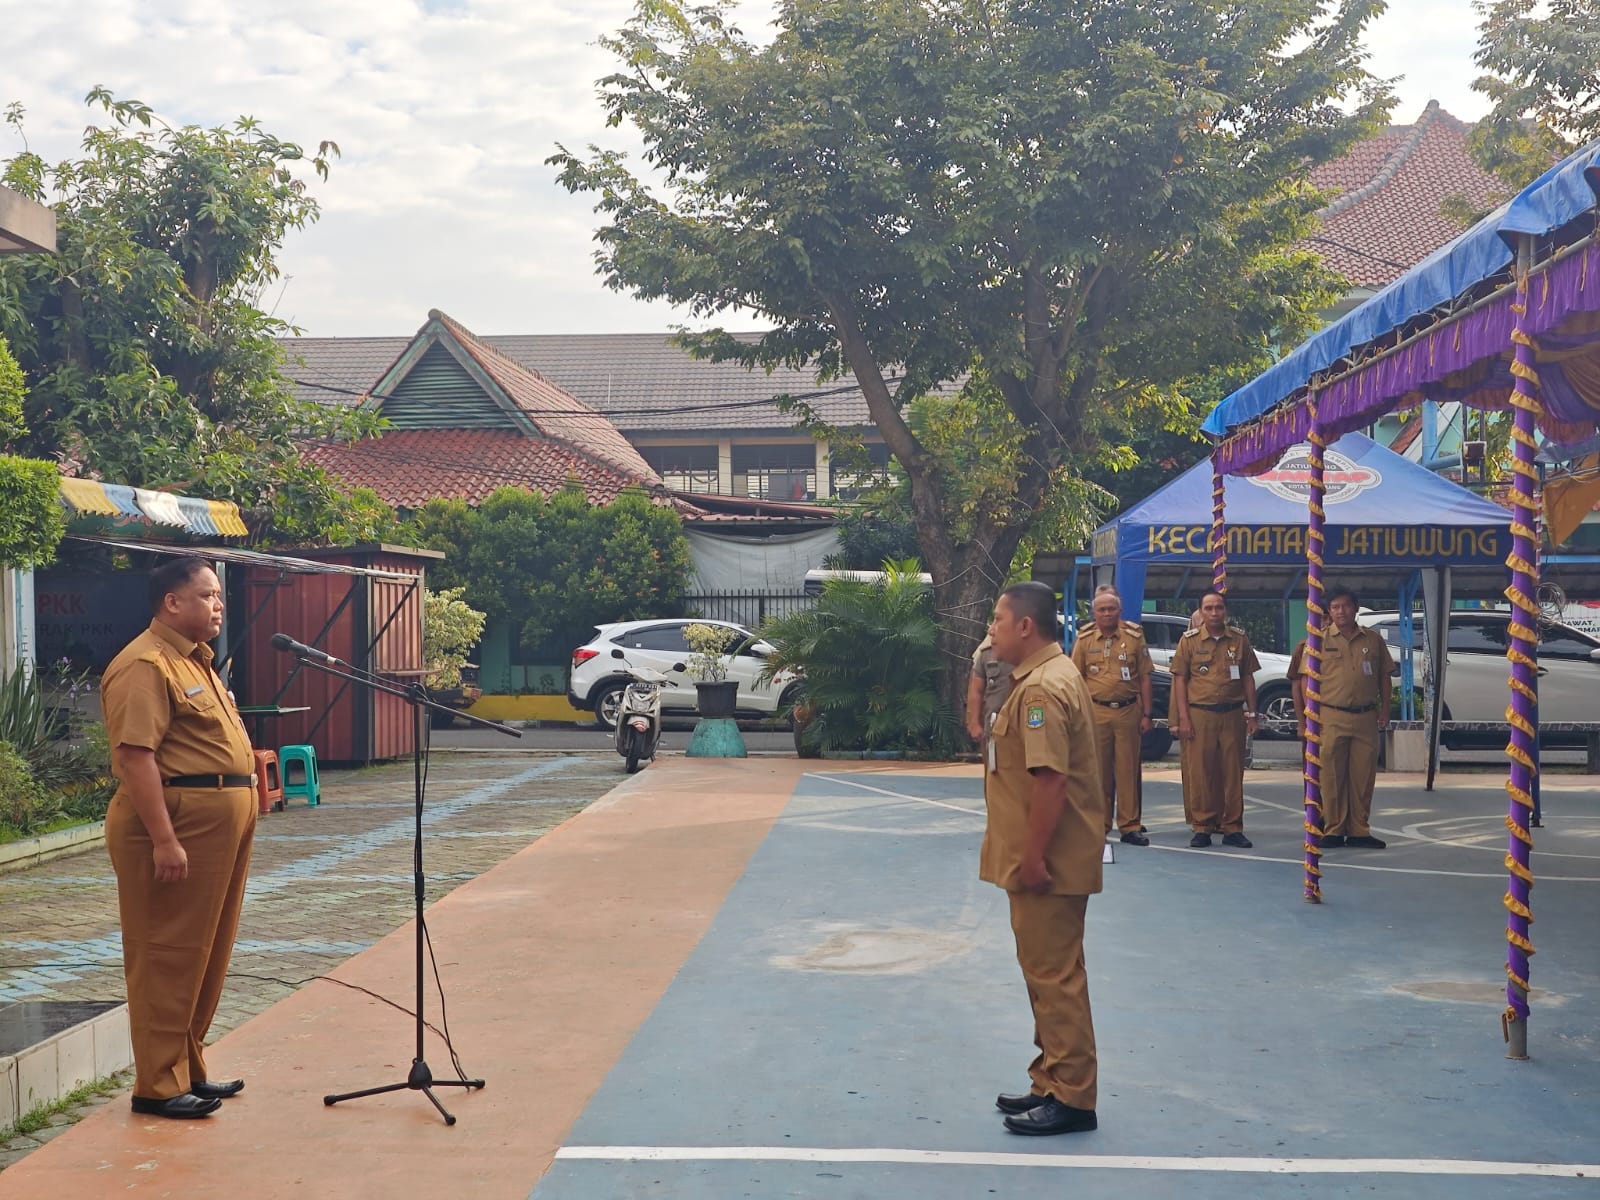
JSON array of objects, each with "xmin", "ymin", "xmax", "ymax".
[
  {"xmin": 640, "ymin": 444, "xmax": 719, "ymax": 493},
  {"xmin": 732, "ymin": 444, "xmax": 817, "ymax": 500},
  {"xmin": 831, "ymin": 443, "xmax": 893, "ymax": 498}
]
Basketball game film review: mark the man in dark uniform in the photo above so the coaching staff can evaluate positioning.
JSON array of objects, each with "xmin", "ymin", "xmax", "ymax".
[
  {"xmin": 102, "ymin": 556, "xmax": 257, "ymax": 1119},
  {"xmin": 1171, "ymin": 591, "xmax": 1260, "ymax": 849},
  {"xmin": 1287, "ymin": 587, "xmax": 1395, "ymax": 848},
  {"xmin": 965, "ymin": 631, "xmax": 1013, "ymax": 743},
  {"xmin": 1070, "ymin": 586, "xmax": 1153, "ymax": 846},
  {"xmin": 983, "ymin": 582, "xmax": 1103, "ymax": 1136}
]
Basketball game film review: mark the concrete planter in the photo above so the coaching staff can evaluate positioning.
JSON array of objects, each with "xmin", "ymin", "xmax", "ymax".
[
  {"xmin": 1386, "ymin": 727, "xmax": 1427, "ymax": 772},
  {"xmin": 0, "ymin": 821, "xmax": 105, "ymax": 878}
]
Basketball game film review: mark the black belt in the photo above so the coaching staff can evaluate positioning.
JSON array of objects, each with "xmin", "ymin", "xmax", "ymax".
[
  {"xmin": 165, "ymin": 774, "xmax": 255, "ymax": 789},
  {"xmin": 1190, "ymin": 701, "xmax": 1243, "ymax": 713},
  {"xmin": 1092, "ymin": 698, "xmax": 1140, "ymax": 709},
  {"xmin": 1324, "ymin": 702, "xmax": 1378, "ymax": 714}
]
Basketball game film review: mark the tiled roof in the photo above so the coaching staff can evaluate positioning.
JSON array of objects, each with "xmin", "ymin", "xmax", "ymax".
[
  {"xmin": 1304, "ymin": 102, "xmax": 1510, "ymax": 290},
  {"xmin": 304, "ymin": 429, "xmax": 666, "ymax": 510},
  {"xmin": 279, "ymin": 331, "xmax": 901, "ymax": 435}
]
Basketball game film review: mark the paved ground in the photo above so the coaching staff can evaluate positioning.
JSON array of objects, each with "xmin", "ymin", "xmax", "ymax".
[{"xmin": 0, "ymin": 748, "xmax": 621, "ymax": 1167}]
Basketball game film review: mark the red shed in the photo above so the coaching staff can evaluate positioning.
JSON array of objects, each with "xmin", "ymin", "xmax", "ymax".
[{"xmin": 236, "ymin": 544, "xmax": 443, "ymax": 766}]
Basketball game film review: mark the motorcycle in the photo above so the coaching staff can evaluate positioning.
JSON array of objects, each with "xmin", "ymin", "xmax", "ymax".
[{"xmin": 608, "ymin": 648, "xmax": 684, "ymax": 773}]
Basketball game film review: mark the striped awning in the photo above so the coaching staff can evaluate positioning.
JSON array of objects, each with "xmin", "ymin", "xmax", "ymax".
[{"xmin": 58, "ymin": 477, "xmax": 250, "ymax": 539}]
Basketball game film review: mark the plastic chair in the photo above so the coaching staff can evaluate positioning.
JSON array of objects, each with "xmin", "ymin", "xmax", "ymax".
[
  {"xmin": 278, "ymin": 744, "xmax": 321, "ymax": 808},
  {"xmin": 252, "ymin": 749, "xmax": 283, "ymax": 815}
]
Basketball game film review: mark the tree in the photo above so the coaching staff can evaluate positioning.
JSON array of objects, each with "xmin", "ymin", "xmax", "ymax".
[
  {"xmin": 0, "ymin": 91, "xmax": 383, "ymax": 544},
  {"xmin": 0, "ymin": 333, "xmax": 64, "ymax": 568},
  {"xmin": 423, "ymin": 587, "xmax": 487, "ymax": 691},
  {"xmin": 1470, "ymin": 0, "xmax": 1600, "ymax": 190},
  {"xmin": 401, "ymin": 486, "xmax": 695, "ymax": 661},
  {"xmin": 552, "ymin": 0, "xmax": 1387, "ymax": 711}
]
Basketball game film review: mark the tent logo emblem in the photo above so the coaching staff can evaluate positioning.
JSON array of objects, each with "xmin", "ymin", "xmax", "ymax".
[{"xmin": 1247, "ymin": 444, "xmax": 1380, "ymax": 505}]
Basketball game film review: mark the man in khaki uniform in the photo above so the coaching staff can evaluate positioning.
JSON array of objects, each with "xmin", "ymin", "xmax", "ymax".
[
  {"xmin": 983, "ymin": 582, "xmax": 1102, "ymax": 1137},
  {"xmin": 1171, "ymin": 591, "xmax": 1260, "ymax": 848},
  {"xmin": 1288, "ymin": 587, "xmax": 1395, "ymax": 849},
  {"xmin": 1070, "ymin": 587, "xmax": 1153, "ymax": 846},
  {"xmin": 965, "ymin": 631, "xmax": 1013, "ymax": 742},
  {"xmin": 102, "ymin": 556, "xmax": 258, "ymax": 1119}
]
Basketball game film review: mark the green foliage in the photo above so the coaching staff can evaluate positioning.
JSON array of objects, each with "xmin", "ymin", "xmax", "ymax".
[
  {"xmin": 552, "ymin": 0, "xmax": 1389, "ymax": 698},
  {"xmin": 683, "ymin": 622, "xmax": 739, "ymax": 682},
  {"xmin": 0, "ymin": 663, "xmax": 115, "ymax": 833},
  {"xmin": 0, "ymin": 453, "xmax": 66, "ymax": 568},
  {"xmin": 759, "ymin": 560, "xmax": 952, "ymax": 754},
  {"xmin": 825, "ymin": 505, "xmax": 922, "ymax": 570},
  {"xmin": 423, "ymin": 586, "xmax": 487, "ymax": 690},
  {"xmin": 0, "ymin": 91, "xmax": 378, "ymax": 544},
  {"xmin": 0, "ymin": 739, "xmax": 56, "ymax": 835},
  {"xmin": 0, "ymin": 332, "xmax": 25, "ymax": 445},
  {"xmin": 399, "ymin": 486, "xmax": 695, "ymax": 661},
  {"xmin": 1470, "ymin": 0, "xmax": 1600, "ymax": 190}
]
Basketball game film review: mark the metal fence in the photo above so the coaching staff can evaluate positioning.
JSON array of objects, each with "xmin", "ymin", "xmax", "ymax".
[{"xmin": 684, "ymin": 590, "xmax": 814, "ymax": 628}]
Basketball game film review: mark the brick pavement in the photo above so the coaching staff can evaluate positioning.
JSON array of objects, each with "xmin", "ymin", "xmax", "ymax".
[{"xmin": 0, "ymin": 750, "xmax": 621, "ymax": 1167}]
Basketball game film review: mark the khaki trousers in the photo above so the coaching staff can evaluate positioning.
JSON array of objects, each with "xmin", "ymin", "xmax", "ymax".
[
  {"xmin": 1091, "ymin": 703, "xmax": 1143, "ymax": 834},
  {"xmin": 107, "ymin": 785, "xmax": 257, "ymax": 1099},
  {"xmin": 1320, "ymin": 708, "xmax": 1380, "ymax": 837},
  {"xmin": 1008, "ymin": 892, "xmax": 1096, "ymax": 1109},
  {"xmin": 1186, "ymin": 708, "xmax": 1246, "ymax": 833}
]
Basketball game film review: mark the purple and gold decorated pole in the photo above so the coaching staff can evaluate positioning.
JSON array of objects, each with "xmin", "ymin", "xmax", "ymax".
[
  {"xmin": 1211, "ymin": 460, "xmax": 1228, "ymax": 595},
  {"xmin": 1302, "ymin": 409, "xmax": 1328, "ymax": 903},
  {"xmin": 1502, "ymin": 251, "xmax": 1541, "ymax": 1059}
]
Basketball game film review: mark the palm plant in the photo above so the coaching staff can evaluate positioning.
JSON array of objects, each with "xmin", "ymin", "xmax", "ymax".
[{"xmin": 759, "ymin": 559, "xmax": 954, "ymax": 755}]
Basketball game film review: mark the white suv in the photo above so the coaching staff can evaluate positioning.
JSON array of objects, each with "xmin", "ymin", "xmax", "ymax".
[
  {"xmin": 569, "ymin": 619, "xmax": 801, "ymax": 730},
  {"xmin": 1357, "ymin": 610, "xmax": 1600, "ymax": 748},
  {"xmin": 1137, "ymin": 612, "xmax": 1297, "ymax": 737}
]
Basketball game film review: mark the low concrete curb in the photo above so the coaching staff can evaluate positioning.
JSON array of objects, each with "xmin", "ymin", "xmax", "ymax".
[{"xmin": 0, "ymin": 823, "xmax": 104, "ymax": 879}]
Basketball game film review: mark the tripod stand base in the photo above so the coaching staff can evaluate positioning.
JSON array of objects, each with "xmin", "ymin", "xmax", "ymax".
[{"xmin": 324, "ymin": 1058, "xmax": 485, "ymax": 1126}]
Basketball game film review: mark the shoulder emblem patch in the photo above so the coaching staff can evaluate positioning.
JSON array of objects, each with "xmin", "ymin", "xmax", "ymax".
[{"xmin": 1026, "ymin": 704, "xmax": 1045, "ymax": 728}]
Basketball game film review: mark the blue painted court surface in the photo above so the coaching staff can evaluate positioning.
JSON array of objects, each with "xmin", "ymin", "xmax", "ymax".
[{"xmin": 533, "ymin": 769, "xmax": 1600, "ymax": 1198}]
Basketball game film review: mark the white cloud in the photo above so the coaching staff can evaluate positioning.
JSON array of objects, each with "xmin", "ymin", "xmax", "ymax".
[{"xmin": 5, "ymin": 0, "xmax": 1493, "ymax": 337}]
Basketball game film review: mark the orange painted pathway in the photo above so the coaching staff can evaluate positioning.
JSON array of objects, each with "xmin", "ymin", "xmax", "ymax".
[{"xmin": 0, "ymin": 756, "xmax": 846, "ymax": 1199}]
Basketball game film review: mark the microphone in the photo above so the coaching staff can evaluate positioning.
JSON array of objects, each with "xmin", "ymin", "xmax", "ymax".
[{"xmin": 270, "ymin": 632, "xmax": 343, "ymax": 665}]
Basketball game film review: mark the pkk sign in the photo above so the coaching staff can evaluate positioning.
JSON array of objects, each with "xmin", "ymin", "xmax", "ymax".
[{"xmin": 1245, "ymin": 444, "xmax": 1380, "ymax": 505}]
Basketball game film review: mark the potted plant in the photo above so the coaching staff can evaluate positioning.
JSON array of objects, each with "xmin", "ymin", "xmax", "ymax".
[{"xmin": 684, "ymin": 622, "xmax": 741, "ymax": 719}]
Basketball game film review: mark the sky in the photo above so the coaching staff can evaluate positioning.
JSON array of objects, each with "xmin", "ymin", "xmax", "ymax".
[{"xmin": 6, "ymin": 1, "xmax": 1493, "ymax": 339}]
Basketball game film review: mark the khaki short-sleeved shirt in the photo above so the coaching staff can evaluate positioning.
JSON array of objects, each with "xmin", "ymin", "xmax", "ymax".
[
  {"xmin": 1288, "ymin": 626, "xmax": 1394, "ymax": 710},
  {"xmin": 981, "ymin": 643, "xmax": 1104, "ymax": 896},
  {"xmin": 1070, "ymin": 620, "xmax": 1153, "ymax": 705},
  {"xmin": 971, "ymin": 636, "xmax": 1014, "ymax": 728},
  {"xmin": 101, "ymin": 620, "xmax": 255, "ymax": 781},
  {"xmin": 1171, "ymin": 625, "xmax": 1261, "ymax": 705}
]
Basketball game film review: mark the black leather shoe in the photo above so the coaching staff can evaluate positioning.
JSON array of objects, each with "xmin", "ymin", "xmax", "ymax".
[
  {"xmin": 995, "ymin": 1091, "xmax": 1050, "ymax": 1115},
  {"xmin": 1346, "ymin": 834, "xmax": 1387, "ymax": 849},
  {"xmin": 1120, "ymin": 831, "xmax": 1150, "ymax": 846},
  {"xmin": 1002, "ymin": 1096, "xmax": 1097, "ymax": 1136},
  {"xmin": 1189, "ymin": 831, "xmax": 1212, "ymax": 848},
  {"xmin": 131, "ymin": 1093, "xmax": 221, "ymax": 1119},
  {"xmin": 1221, "ymin": 832, "xmax": 1253, "ymax": 848},
  {"xmin": 190, "ymin": 1079, "xmax": 245, "ymax": 1100},
  {"xmin": 1320, "ymin": 835, "xmax": 1346, "ymax": 848}
]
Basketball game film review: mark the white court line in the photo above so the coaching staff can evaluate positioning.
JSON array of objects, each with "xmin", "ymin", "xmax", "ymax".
[
  {"xmin": 555, "ymin": 1145, "xmax": 1599, "ymax": 1177},
  {"xmin": 805, "ymin": 772, "xmax": 984, "ymax": 815}
]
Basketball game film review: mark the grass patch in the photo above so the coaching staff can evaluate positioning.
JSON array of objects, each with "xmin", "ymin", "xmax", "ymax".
[
  {"xmin": 0, "ymin": 815, "xmax": 96, "ymax": 846},
  {"xmin": 2, "ymin": 1071, "xmax": 127, "ymax": 1141}
]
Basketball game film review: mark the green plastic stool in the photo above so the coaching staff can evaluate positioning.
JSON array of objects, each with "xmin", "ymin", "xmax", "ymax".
[{"xmin": 278, "ymin": 744, "xmax": 321, "ymax": 807}]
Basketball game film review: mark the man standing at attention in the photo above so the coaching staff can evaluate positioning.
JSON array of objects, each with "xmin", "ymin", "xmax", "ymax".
[
  {"xmin": 1070, "ymin": 586, "xmax": 1153, "ymax": 846},
  {"xmin": 1171, "ymin": 591, "xmax": 1260, "ymax": 849},
  {"xmin": 983, "ymin": 582, "xmax": 1103, "ymax": 1136},
  {"xmin": 964, "ymin": 619, "xmax": 1013, "ymax": 744},
  {"xmin": 102, "ymin": 556, "xmax": 258, "ymax": 1119},
  {"xmin": 1288, "ymin": 587, "xmax": 1394, "ymax": 849}
]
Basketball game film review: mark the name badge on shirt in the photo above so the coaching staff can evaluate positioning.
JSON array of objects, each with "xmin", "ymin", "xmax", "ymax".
[
  {"xmin": 1362, "ymin": 660, "xmax": 1374, "ymax": 676},
  {"xmin": 1120, "ymin": 666, "xmax": 1132, "ymax": 681},
  {"xmin": 184, "ymin": 685, "xmax": 204, "ymax": 697},
  {"xmin": 1229, "ymin": 665, "xmax": 1241, "ymax": 680}
]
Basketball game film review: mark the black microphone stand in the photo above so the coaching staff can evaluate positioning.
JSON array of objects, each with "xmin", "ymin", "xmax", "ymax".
[{"xmin": 284, "ymin": 649, "xmax": 520, "ymax": 1125}]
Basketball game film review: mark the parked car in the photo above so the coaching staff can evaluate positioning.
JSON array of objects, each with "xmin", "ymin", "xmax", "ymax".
[
  {"xmin": 1138, "ymin": 612, "xmax": 1297, "ymax": 738},
  {"xmin": 1357, "ymin": 610, "xmax": 1600, "ymax": 748},
  {"xmin": 570, "ymin": 619, "xmax": 801, "ymax": 730}
]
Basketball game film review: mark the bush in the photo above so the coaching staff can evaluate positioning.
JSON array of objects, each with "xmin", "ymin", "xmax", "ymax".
[
  {"xmin": 759, "ymin": 559, "xmax": 953, "ymax": 755},
  {"xmin": 0, "ymin": 740, "xmax": 59, "ymax": 836},
  {"xmin": 0, "ymin": 664, "xmax": 115, "ymax": 833},
  {"xmin": 683, "ymin": 623, "xmax": 738, "ymax": 682}
]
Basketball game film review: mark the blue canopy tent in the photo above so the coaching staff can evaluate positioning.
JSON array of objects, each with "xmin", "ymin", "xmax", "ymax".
[
  {"xmin": 1092, "ymin": 432, "xmax": 1512, "ymax": 617},
  {"xmin": 1200, "ymin": 136, "xmax": 1600, "ymax": 1056}
]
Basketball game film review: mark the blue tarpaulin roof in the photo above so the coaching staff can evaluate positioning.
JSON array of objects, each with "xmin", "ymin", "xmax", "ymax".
[{"xmin": 1204, "ymin": 139, "xmax": 1600, "ymax": 438}]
